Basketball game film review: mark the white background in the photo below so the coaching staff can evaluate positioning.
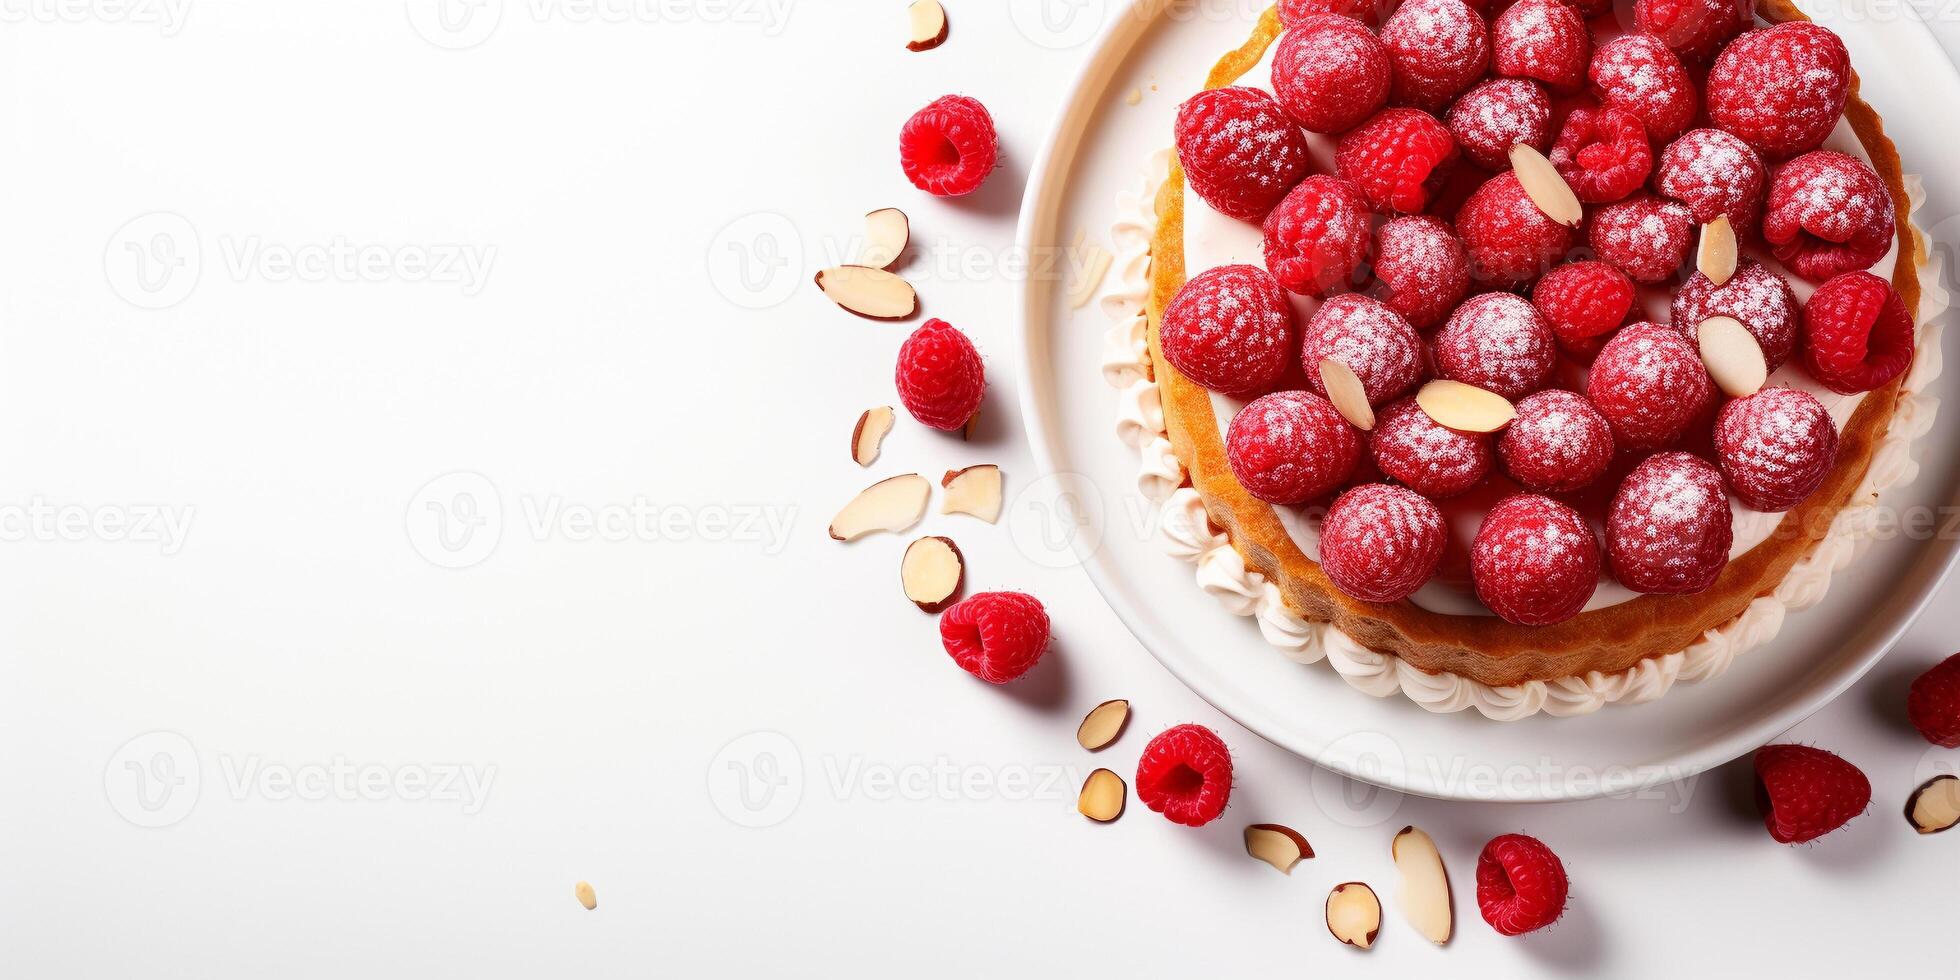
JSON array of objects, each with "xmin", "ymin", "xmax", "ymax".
[{"xmin": 1, "ymin": 1, "xmax": 1956, "ymax": 976}]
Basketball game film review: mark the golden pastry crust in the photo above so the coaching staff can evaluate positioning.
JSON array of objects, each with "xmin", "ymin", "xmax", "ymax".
[{"xmin": 1145, "ymin": 2, "xmax": 1923, "ymax": 688}]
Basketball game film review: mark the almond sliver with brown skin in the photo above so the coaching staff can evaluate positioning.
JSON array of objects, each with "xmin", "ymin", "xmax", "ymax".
[
  {"xmin": 1416, "ymin": 380, "xmax": 1516, "ymax": 433},
  {"xmin": 814, "ymin": 266, "xmax": 917, "ymax": 320},
  {"xmin": 1509, "ymin": 144, "xmax": 1582, "ymax": 227},
  {"xmin": 829, "ymin": 474, "xmax": 930, "ymax": 541},
  {"xmin": 1075, "ymin": 699, "xmax": 1130, "ymax": 751},
  {"xmin": 1078, "ymin": 769, "xmax": 1126, "ymax": 822},
  {"xmin": 1319, "ymin": 358, "xmax": 1376, "ymax": 430}
]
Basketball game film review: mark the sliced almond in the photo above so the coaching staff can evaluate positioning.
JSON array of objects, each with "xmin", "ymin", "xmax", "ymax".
[
  {"xmin": 859, "ymin": 208, "xmax": 910, "ymax": 270},
  {"xmin": 1392, "ymin": 826, "xmax": 1452, "ymax": 945},
  {"xmin": 1906, "ymin": 774, "xmax": 1960, "ymax": 834},
  {"xmin": 1244, "ymin": 824, "xmax": 1314, "ymax": 874},
  {"xmin": 574, "ymin": 881, "xmax": 597, "ymax": 911},
  {"xmin": 1326, "ymin": 882, "xmax": 1382, "ymax": 949},
  {"xmin": 1697, "ymin": 316, "xmax": 1767, "ymax": 398},
  {"xmin": 900, "ymin": 536, "xmax": 965, "ymax": 612},
  {"xmin": 828, "ymin": 474, "xmax": 930, "ymax": 541},
  {"xmin": 814, "ymin": 266, "xmax": 917, "ymax": 321},
  {"xmin": 1319, "ymin": 358, "xmax": 1376, "ymax": 431},
  {"xmin": 941, "ymin": 464, "xmax": 1003, "ymax": 523},
  {"xmin": 1698, "ymin": 215, "xmax": 1738, "ymax": 287},
  {"xmin": 906, "ymin": 0, "xmax": 949, "ymax": 52},
  {"xmin": 1075, "ymin": 699, "xmax": 1131, "ymax": 751},
  {"xmin": 1415, "ymin": 380, "xmax": 1516, "ymax": 433},
  {"xmin": 1508, "ymin": 144, "xmax": 1583, "ymax": 227},
  {"xmin": 851, "ymin": 406, "xmax": 895, "ymax": 467},
  {"xmin": 1078, "ymin": 768, "xmax": 1126, "ymax": 822}
]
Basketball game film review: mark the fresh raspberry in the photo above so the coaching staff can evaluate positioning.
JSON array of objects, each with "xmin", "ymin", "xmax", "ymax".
[
  {"xmin": 1490, "ymin": 0, "xmax": 1589, "ymax": 92},
  {"xmin": 1636, "ymin": 0, "xmax": 1750, "ymax": 63},
  {"xmin": 1549, "ymin": 106, "xmax": 1650, "ymax": 204},
  {"xmin": 1380, "ymin": 0, "xmax": 1490, "ymax": 112},
  {"xmin": 938, "ymin": 592, "xmax": 1049, "ymax": 684},
  {"xmin": 1763, "ymin": 151, "xmax": 1896, "ymax": 283},
  {"xmin": 1160, "ymin": 264, "xmax": 1297, "ymax": 397},
  {"xmin": 1434, "ymin": 293, "xmax": 1556, "ymax": 400},
  {"xmin": 1533, "ymin": 260, "xmax": 1634, "ymax": 346},
  {"xmin": 1175, "ymin": 87, "xmax": 1312, "ymax": 221},
  {"xmin": 895, "ymin": 319, "xmax": 985, "ymax": 430},
  {"xmin": 1607, "ymin": 452, "xmax": 1732, "ymax": 595},
  {"xmin": 1908, "ymin": 654, "xmax": 1960, "ymax": 748},
  {"xmin": 1587, "ymin": 193, "xmax": 1693, "ymax": 285},
  {"xmin": 1585, "ymin": 322, "xmax": 1715, "ymax": 450},
  {"xmin": 1714, "ymin": 387, "xmax": 1838, "ymax": 512},
  {"xmin": 1134, "ymin": 724, "xmax": 1234, "ymax": 827},
  {"xmin": 1446, "ymin": 78, "xmax": 1552, "ymax": 172},
  {"xmin": 1456, "ymin": 171, "xmax": 1576, "ymax": 288},
  {"xmin": 1369, "ymin": 215, "xmax": 1470, "ymax": 330},
  {"xmin": 898, "ymin": 95, "xmax": 998, "ymax": 197},
  {"xmin": 1499, "ymin": 390, "xmax": 1614, "ymax": 493},
  {"xmin": 1278, "ymin": 0, "xmax": 1393, "ymax": 26},
  {"xmin": 1300, "ymin": 294, "xmax": 1425, "ymax": 405},
  {"xmin": 1655, "ymin": 129, "xmax": 1766, "ymax": 231},
  {"xmin": 1372, "ymin": 396, "xmax": 1492, "ymax": 498},
  {"xmin": 1227, "ymin": 390, "xmax": 1362, "ymax": 504},
  {"xmin": 1753, "ymin": 744, "xmax": 1871, "ymax": 844},
  {"xmin": 1671, "ymin": 260, "xmax": 1800, "ymax": 371},
  {"xmin": 1335, "ymin": 108, "xmax": 1459, "ymax": 213},
  {"xmin": 1564, "ymin": 0, "xmax": 1613, "ymax": 15},
  {"xmin": 1706, "ymin": 23, "xmax": 1852, "ymax": 157},
  {"xmin": 1476, "ymin": 835, "xmax": 1569, "ymax": 936},
  {"xmin": 1588, "ymin": 33, "xmax": 1697, "ymax": 145},
  {"xmin": 1320, "ymin": 483, "xmax": 1447, "ymax": 603},
  {"xmin": 1271, "ymin": 15, "xmax": 1392, "ymax": 134},
  {"xmin": 1471, "ymin": 495, "xmax": 1599, "ymax": 625},
  {"xmin": 1801, "ymin": 271, "xmax": 1915, "ymax": 395},
  {"xmin": 1263, "ymin": 175, "xmax": 1374, "ymax": 298}
]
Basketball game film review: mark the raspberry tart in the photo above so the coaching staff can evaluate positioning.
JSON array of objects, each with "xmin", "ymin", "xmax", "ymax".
[{"xmin": 1104, "ymin": 1, "xmax": 1944, "ymax": 718}]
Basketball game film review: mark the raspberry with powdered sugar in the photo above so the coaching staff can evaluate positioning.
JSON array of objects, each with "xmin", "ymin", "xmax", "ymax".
[
  {"xmin": 1264, "ymin": 175, "xmax": 1374, "ymax": 298},
  {"xmin": 1588, "ymin": 192, "xmax": 1694, "ymax": 285},
  {"xmin": 1300, "ymin": 294, "xmax": 1426, "ymax": 405},
  {"xmin": 1433, "ymin": 293, "xmax": 1557, "ymax": 400},
  {"xmin": 1319, "ymin": 483, "xmax": 1448, "ymax": 604},
  {"xmin": 1226, "ymin": 390, "xmax": 1362, "ymax": 505},
  {"xmin": 1490, "ymin": 0, "xmax": 1589, "ymax": 93},
  {"xmin": 1370, "ymin": 215, "xmax": 1470, "ymax": 331},
  {"xmin": 1371, "ymin": 396, "xmax": 1493, "ymax": 499},
  {"xmin": 1656, "ymin": 128, "xmax": 1765, "ymax": 231},
  {"xmin": 1588, "ymin": 33, "xmax": 1698, "ymax": 144},
  {"xmin": 1715, "ymin": 387, "xmax": 1839, "ymax": 512},
  {"xmin": 1472, "ymin": 494, "xmax": 1601, "ymax": 626},
  {"xmin": 1763, "ymin": 150, "xmax": 1896, "ymax": 284},
  {"xmin": 1607, "ymin": 452, "xmax": 1734, "ymax": 595},
  {"xmin": 1671, "ymin": 259, "xmax": 1801, "ymax": 371},
  {"xmin": 1446, "ymin": 78, "xmax": 1551, "ymax": 172},
  {"xmin": 1174, "ymin": 86, "xmax": 1312, "ymax": 222},
  {"xmin": 1585, "ymin": 322, "xmax": 1715, "ymax": 450},
  {"xmin": 1379, "ymin": 0, "xmax": 1490, "ymax": 111},
  {"xmin": 1271, "ymin": 14, "xmax": 1391, "ymax": 134},
  {"xmin": 1499, "ymin": 390, "xmax": 1615, "ymax": 494}
]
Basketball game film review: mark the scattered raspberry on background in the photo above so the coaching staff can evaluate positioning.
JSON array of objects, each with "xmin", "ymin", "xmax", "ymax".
[
  {"xmin": 1908, "ymin": 654, "xmax": 1960, "ymax": 748},
  {"xmin": 1320, "ymin": 483, "xmax": 1447, "ymax": 603},
  {"xmin": 1300, "ymin": 294, "xmax": 1425, "ymax": 405},
  {"xmin": 1369, "ymin": 215, "xmax": 1471, "ymax": 331},
  {"xmin": 895, "ymin": 319, "xmax": 986, "ymax": 431},
  {"xmin": 1446, "ymin": 78, "xmax": 1552, "ymax": 172},
  {"xmin": 1588, "ymin": 33, "xmax": 1697, "ymax": 145},
  {"xmin": 1499, "ymin": 390, "xmax": 1615, "ymax": 494},
  {"xmin": 1134, "ymin": 724, "xmax": 1234, "ymax": 827},
  {"xmin": 1175, "ymin": 87, "xmax": 1312, "ymax": 221},
  {"xmin": 1278, "ymin": 0, "xmax": 1393, "ymax": 26},
  {"xmin": 1549, "ymin": 106, "xmax": 1651, "ymax": 203},
  {"xmin": 1801, "ymin": 271, "xmax": 1915, "ymax": 395},
  {"xmin": 1476, "ymin": 834, "xmax": 1569, "ymax": 936},
  {"xmin": 1585, "ymin": 322, "xmax": 1715, "ymax": 450},
  {"xmin": 1335, "ymin": 108, "xmax": 1459, "ymax": 214},
  {"xmin": 1636, "ymin": 0, "xmax": 1751, "ymax": 64},
  {"xmin": 938, "ymin": 592, "xmax": 1050, "ymax": 684},
  {"xmin": 1159, "ymin": 264, "xmax": 1297, "ymax": 397},
  {"xmin": 1607, "ymin": 452, "xmax": 1733, "ymax": 595},
  {"xmin": 1588, "ymin": 193, "xmax": 1693, "ymax": 285},
  {"xmin": 1754, "ymin": 744, "xmax": 1871, "ymax": 844},
  {"xmin": 898, "ymin": 95, "xmax": 998, "ymax": 197},
  {"xmin": 1471, "ymin": 495, "xmax": 1600, "ymax": 626},
  {"xmin": 1714, "ymin": 387, "xmax": 1838, "ymax": 512},
  {"xmin": 1671, "ymin": 260, "xmax": 1800, "ymax": 371},
  {"xmin": 1379, "ymin": 0, "xmax": 1490, "ymax": 112},
  {"xmin": 1763, "ymin": 150, "xmax": 1896, "ymax": 284},
  {"xmin": 1456, "ymin": 171, "xmax": 1576, "ymax": 288},
  {"xmin": 1371, "ymin": 397, "xmax": 1492, "ymax": 499},
  {"xmin": 1706, "ymin": 22, "xmax": 1852, "ymax": 157},
  {"xmin": 1655, "ymin": 128, "xmax": 1765, "ymax": 231},
  {"xmin": 1490, "ymin": 0, "xmax": 1589, "ymax": 92},
  {"xmin": 1226, "ymin": 390, "xmax": 1362, "ymax": 504},
  {"xmin": 1533, "ymin": 260, "xmax": 1634, "ymax": 347},
  {"xmin": 1434, "ymin": 293, "xmax": 1557, "ymax": 400},
  {"xmin": 1271, "ymin": 14, "xmax": 1392, "ymax": 134},
  {"xmin": 1263, "ymin": 175, "xmax": 1374, "ymax": 298}
]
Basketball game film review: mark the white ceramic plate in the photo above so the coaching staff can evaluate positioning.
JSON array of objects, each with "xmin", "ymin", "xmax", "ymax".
[{"xmin": 1013, "ymin": 0, "xmax": 1960, "ymax": 801}]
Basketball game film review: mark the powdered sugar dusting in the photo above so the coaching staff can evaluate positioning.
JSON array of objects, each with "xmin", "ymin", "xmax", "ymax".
[
  {"xmin": 1671, "ymin": 259, "xmax": 1799, "ymax": 369},
  {"xmin": 1301, "ymin": 294, "xmax": 1425, "ymax": 404},
  {"xmin": 1372, "ymin": 396, "xmax": 1492, "ymax": 498},
  {"xmin": 1435, "ymin": 293, "xmax": 1557, "ymax": 399},
  {"xmin": 1714, "ymin": 386, "xmax": 1838, "ymax": 511},
  {"xmin": 1446, "ymin": 77, "xmax": 1551, "ymax": 170},
  {"xmin": 1607, "ymin": 451, "xmax": 1734, "ymax": 595}
]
